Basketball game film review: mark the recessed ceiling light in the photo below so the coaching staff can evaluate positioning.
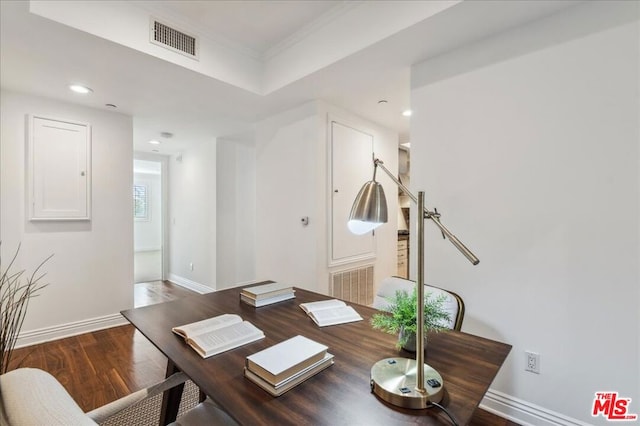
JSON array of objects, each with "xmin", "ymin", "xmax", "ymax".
[
  {"xmin": 378, "ymin": 100, "xmax": 388, "ymax": 105},
  {"xmin": 105, "ymin": 103, "xmax": 117, "ymax": 108},
  {"xmin": 148, "ymin": 140, "xmax": 161, "ymax": 145},
  {"xmin": 69, "ymin": 84, "xmax": 93, "ymax": 94},
  {"xmin": 402, "ymin": 110, "xmax": 412, "ymax": 117}
]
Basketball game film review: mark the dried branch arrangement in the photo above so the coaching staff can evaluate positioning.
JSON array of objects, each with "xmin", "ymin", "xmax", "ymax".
[{"xmin": 0, "ymin": 244, "xmax": 52, "ymax": 374}]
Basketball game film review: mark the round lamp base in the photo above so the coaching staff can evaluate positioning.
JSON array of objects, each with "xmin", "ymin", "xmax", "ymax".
[{"xmin": 370, "ymin": 357, "xmax": 444, "ymax": 409}]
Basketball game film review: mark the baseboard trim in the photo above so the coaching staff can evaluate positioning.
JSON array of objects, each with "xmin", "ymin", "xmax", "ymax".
[
  {"xmin": 168, "ymin": 273, "xmax": 214, "ymax": 294},
  {"xmin": 481, "ymin": 389, "xmax": 590, "ymax": 426},
  {"xmin": 16, "ymin": 313, "xmax": 128, "ymax": 348},
  {"xmin": 219, "ymin": 279, "xmax": 263, "ymax": 289}
]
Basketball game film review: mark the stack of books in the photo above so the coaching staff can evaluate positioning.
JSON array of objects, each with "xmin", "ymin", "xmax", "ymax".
[
  {"xmin": 244, "ymin": 335, "xmax": 334, "ymax": 396},
  {"xmin": 240, "ymin": 282, "xmax": 295, "ymax": 307}
]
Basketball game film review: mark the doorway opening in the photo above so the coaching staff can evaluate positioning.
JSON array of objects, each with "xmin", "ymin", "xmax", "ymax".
[
  {"xmin": 133, "ymin": 158, "xmax": 164, "ymax": 283},
  {"xmin": 397, "ymin": 145, "xmax": 410, "ymax": 279}
]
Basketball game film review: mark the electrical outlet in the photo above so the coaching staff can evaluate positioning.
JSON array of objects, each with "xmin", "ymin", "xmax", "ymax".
[{"xmin": 525, "ymin": 351, "xmax": 540, "ymax": 374}]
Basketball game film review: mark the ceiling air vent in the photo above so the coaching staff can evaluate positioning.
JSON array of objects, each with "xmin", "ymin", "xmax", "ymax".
[{"xmin": 150, "ymin": 19, "xmax": 198, "ymax": 59}]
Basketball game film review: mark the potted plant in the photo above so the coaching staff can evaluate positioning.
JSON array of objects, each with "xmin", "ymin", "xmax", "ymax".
[
  {"xmin": 371, "ymin": 288, "xmax": 450, "ymax": 351},
  {"xmin": 0, "ymin": 244, "xmax": 51, "ymax": 374}
]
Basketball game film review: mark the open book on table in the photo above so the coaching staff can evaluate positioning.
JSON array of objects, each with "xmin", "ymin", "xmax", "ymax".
[
  {"xmin": 299, "ymin": 299, "xmax": 363, "ymax": 327},
  {"xmin": 172, "ymin": 313, "xmax": 264, "ymax": 358}
]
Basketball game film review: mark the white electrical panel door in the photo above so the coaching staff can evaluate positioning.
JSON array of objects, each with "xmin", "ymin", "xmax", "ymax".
[
  {"xmin": 29, "ymin": 116, "xmax": 91, "ymax": 221},
  {"xmin": 330, "ymin": 120, "xmax": 375, "ymax": 265}
]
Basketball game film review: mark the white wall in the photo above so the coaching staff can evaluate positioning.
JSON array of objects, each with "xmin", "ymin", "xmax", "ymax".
[
  {"xmin": 255, "ymin": 101, "xmax": 397, "ymax": 295},
  {"xmin": 255, "ymin": 103, "xmax": 321, "ymax": 290},
  {"xmin": 168, "ymin": 140, "xmax": 216, "ymax": 291},
  {"xmin": 216, "ymin": 137, "xmax": 256, "ymax": 289},
  {"xmin": 0, "ymin": 90, "xmax": 134, "ymax": 342},
  {"xmin": 410, "ymin": 2, "xmax": 639, "ymax": 425}
]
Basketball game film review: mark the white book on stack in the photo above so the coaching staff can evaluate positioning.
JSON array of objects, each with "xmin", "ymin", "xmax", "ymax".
[
  {"xmin": 244, "ymin": 354, "xmax": 334, "ymax": 396},
  {"xmin": 244, "ymin": 335, "xmax": 334, "ymax": 396},
  {"xmin": 240, "ymin": 282, "xmax": 295, "ymax": 307},
  {"xmin": 240, "ymin": 292, "xmax": 295, "ymax": 307}
]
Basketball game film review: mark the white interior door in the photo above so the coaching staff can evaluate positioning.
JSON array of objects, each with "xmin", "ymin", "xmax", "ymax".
[{"xmin": 330, "ymin": 120, "xmax": 375, "ymax": 265}]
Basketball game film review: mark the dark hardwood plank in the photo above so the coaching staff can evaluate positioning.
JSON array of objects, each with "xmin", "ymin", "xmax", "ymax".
[
  {"xmin": 7, "ymin": 281, "xmax": 518, "ymax": 425},
  {"xmin": 134, "ymin": 280, "xmax": 194, "ymax": 307},
  {"xmin": 8, "ymin": 281, "xmax": 188, "ymax": 412}
]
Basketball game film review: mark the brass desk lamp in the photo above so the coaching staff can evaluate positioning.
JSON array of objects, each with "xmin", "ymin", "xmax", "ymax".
[{"xmin": 348, "ymin": 157, "xmax": 479, "ymax": 409}]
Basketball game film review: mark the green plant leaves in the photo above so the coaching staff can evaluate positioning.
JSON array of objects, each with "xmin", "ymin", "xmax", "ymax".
[{"xmin": 370, "ymin": 288, "xmax": 451, "ymax": 349}]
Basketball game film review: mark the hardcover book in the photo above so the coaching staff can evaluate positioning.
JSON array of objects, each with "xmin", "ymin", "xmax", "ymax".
[
  {"xmin": 241, "ymin": 282, "xmax": 295, "ymax": 300},
  {"xmin": 244, "ymin": 353, "xmax": 334, "ymax": 396},
  {"xmin": 246, "ymin": 335, "xmax": 328, "ymax": 386},
  {"xmin": 240, "ymin": 292, "xmax": 295, "ymax": 307}
]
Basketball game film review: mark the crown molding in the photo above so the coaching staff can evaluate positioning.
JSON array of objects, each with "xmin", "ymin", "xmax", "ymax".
[{"xmin": 264, "ymin": 1, "xmax": 361, "ymax": 61}]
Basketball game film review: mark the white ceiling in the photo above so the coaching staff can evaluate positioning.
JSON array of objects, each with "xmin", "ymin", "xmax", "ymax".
[{"xmin": 0, "ymin": 1, "xmax": 580, "ymax": 155}]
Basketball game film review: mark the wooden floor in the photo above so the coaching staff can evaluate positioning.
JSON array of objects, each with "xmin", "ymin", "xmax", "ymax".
[
  {"xmin": 133, "ymin": 279, "xmax": 195, "ymax": 307},
  {"xmin": 8, "ymin": 280, "xmax": 518, "ymax": 425}
]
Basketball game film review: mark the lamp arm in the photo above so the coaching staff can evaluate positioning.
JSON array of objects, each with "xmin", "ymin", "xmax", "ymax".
[
  {"xmin": 428, "ymin": 216, "xmax": 479, "ymax": 265},
  {"xmin": 374, "ymin": 159, "xmax": 479, "ymax": 265},
  {"xmin": 375, "ymin": 159, "xmax": 416, "ymax": 203}
]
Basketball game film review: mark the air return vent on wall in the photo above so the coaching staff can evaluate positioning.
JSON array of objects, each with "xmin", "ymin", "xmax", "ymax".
[
  {"xmin": 150, "ymin": 19, "xmax": 198, "ymax": 59},
  {"xmin": 330, "ymin": 265, "xmax": 374, "ymax": 306}
]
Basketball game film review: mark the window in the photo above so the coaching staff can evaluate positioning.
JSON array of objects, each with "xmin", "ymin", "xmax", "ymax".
[{"xmin": 133, "ymin": 184, "xmax": 149, "ymax": 220}]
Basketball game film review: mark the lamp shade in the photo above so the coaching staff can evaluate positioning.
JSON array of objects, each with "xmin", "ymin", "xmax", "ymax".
[{"xmin": 347, "ymin": 180, "xmax": 388, "ymax": 235}]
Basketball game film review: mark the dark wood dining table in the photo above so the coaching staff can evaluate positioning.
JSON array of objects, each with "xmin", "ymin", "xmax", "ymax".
[{"xmin": 121, "ymin": 282, "xmax": 511, "ymax": 425}]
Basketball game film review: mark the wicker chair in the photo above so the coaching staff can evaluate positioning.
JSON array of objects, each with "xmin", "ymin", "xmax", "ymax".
[{"xmin": 0, "ymin": 368, "xmax": 237, "ymax": 425}]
